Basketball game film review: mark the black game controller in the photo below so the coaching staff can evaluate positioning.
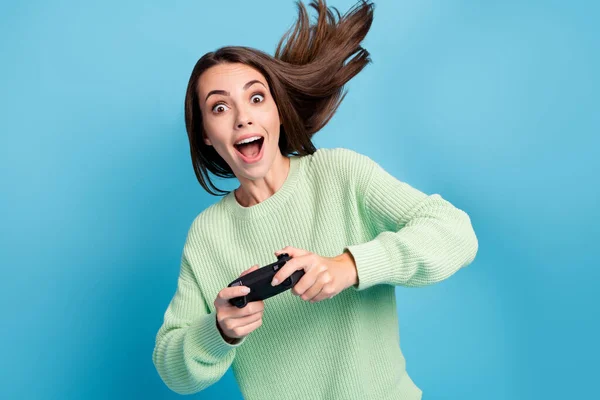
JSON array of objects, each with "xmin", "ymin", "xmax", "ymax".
[{"xmin": 228, "ymin": 253, "xmax": 305, "ymax": 308}]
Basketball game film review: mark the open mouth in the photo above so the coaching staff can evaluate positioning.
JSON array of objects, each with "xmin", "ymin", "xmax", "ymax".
[{"xmin": 234, "ymin": 137, "xmax": 265, "ymax": 161}]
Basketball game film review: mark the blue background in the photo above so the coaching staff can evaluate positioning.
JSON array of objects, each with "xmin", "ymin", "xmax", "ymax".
[{"xmin": 1, "ymin": 0, "xmax": 598, "ymax": 399}]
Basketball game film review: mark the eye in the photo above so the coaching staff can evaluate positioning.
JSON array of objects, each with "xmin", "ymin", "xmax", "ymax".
[
  {"xmin": 211, "ymin": 103, "xmax": 230, "ymax": 114},
  {"xmin": 251, "ymin": 93, "xmax": 265, "ymax": 103}
]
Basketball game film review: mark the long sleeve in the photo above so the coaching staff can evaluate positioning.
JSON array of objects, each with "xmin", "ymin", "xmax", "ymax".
[
  {"xmin": 344, "ymin": 158, "xmax": 479, "ymax": 291},
  {"xmin": 152, "ymin": 249, "xmax": 246, "ymax": 395}
]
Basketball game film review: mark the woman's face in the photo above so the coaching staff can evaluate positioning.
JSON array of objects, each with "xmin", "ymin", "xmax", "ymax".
[{"xmin": 197, "ymin": 62, "xmax": 282, "ymax": 180}]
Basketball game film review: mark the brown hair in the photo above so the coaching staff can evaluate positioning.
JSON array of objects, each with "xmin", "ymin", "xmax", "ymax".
[{"xmin": 184, "ymin": 0, "xmax": 374, "ymax": 196}]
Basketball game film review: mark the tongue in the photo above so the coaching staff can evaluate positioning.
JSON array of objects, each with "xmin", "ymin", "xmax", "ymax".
[{"xmin": 238, "ymin": 142, "xmax": 260, "ymax": 158}]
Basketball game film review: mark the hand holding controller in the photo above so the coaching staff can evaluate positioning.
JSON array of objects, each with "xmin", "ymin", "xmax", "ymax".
[
  {"xmin": 214, "ymin": 264, "xmax": 265, "ymax": 343},
  {"xmin": 228, "ymin": 253, "xmax": 305, "ymax": 308}
]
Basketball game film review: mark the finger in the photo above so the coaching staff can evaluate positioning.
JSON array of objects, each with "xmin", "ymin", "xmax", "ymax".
[
  {"xmin": 239, "ymin": 264, "xmax": 259, "ymax": 277},
  {"xmin": 232, "ymin": 301, "xmax": 264, "ymax": 317},
  {"xmin": 312, "ymin": 291, "xmax": 335, "ymax": 303},
  {"xmin": 271, "ymin": 254, "xmax": 314, "ymax": 287},
  {"xmin": 302, "ymin": 273, "xmax": 332, "ymax": 302},
  {"xmin": 230, "ymin": 317, "xmax": 264, "ymax": 338},
  {"xmin": 292, "ymin": 264, "xmax": 326, "ymax": 296},
  {"xmin": 219, "ymin": 310, "xmax": 263, "ymax": 335},
  {"xmin": 222, "ymin": 302, "xmax": 265, "ymax": 321},
  {"xmin": 230, "ymin": 309, "xmax": 263, "ymax": 327},
  {"xmin": 216, "ymin": 285, "xmax": 252, "ymax": 303},
  {"xmin": 311, "ymin": 285, "xmax": 336, "ymax": 302}
]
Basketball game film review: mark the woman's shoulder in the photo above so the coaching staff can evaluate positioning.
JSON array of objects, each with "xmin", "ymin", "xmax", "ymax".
[
  {"xmin": 182, "ymin": 200, "xmax": 228, "ymax": 246},
  {"xmin": 307, "ymin": 147, "xmax": 377, "ymax": 179},
  {"xmin": 311, "ymin": 146, "xmax": 363, "ymax": 159}
]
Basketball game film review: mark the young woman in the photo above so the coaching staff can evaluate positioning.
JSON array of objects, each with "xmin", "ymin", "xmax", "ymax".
[{"xmin": 152, "ymin": 1, "xmax": 478, "ymax": 399}]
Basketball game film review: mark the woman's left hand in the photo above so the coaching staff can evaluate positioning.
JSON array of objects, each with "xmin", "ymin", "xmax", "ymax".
[{"xmin": 271, "ymin": 246, "xmax": 358, "ymax": 303}]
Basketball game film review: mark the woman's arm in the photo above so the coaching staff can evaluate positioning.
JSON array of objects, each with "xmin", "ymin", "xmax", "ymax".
[
  {"xmin": 344, "ymin": 156, "xmax": 479, "ymax": 291},
  {"xmin": 152, "ymin": 250, "xmax": 244, "ymax": 394}
]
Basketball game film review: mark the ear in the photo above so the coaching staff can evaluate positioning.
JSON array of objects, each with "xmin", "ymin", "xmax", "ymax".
[{"xmin": 203, "ymin": 132, "xmax": 212, "ymax": 146}]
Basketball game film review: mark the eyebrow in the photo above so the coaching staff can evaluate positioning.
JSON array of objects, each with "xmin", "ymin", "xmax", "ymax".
[{"xmin": 204, "ymin": 80, "xmax": 267, "ymax": 102}]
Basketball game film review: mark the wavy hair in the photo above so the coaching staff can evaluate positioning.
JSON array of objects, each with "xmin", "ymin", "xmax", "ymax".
[{"xmin": 184, "ymin": 0, "xmax": 375, "ymax": 195}]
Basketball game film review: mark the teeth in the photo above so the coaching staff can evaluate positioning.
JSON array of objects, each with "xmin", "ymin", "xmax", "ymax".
[{"xmin": 235, "ymin": 136, "xmax": 262, "ymax": 145}]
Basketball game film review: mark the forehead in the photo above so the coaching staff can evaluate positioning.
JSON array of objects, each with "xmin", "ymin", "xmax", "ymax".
[{"xmin": 197, "ymin": 63, "xmax": 268, "ymax": 96}]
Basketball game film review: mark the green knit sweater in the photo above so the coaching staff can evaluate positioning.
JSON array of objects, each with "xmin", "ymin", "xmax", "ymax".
[{"xmin": 152, "ymin": 147, "xmax": 478, "ymax": 399}]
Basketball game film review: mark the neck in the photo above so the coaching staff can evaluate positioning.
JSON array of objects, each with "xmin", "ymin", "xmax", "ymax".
[{"xmin": 234, "ymin": 153, "xmax": 290, "ymax": 208}]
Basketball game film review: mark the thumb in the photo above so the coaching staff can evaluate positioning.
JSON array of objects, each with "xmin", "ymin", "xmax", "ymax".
[{"xmin": 239, "ymin": 264, "xmax": 259, "ymax": 277}]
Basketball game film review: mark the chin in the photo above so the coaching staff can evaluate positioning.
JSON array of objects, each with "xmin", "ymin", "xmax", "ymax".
[{"xmin": 241, "ymin": 147, "xmax": 279, "ymax": 178}]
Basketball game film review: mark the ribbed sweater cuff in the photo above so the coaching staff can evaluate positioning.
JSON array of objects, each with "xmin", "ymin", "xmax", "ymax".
[
  {"xmin": 186, "ymin": 312, "xmax": 246, "ymax": 359},
  {"xmin": 345, "ymin": 238, "xmax": 394, "ymax": 291}
]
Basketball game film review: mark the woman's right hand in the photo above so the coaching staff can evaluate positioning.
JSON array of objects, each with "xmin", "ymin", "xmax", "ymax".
[{"xmin": 214, "ymin": 265, "xmax": 265, "ymax": 343}]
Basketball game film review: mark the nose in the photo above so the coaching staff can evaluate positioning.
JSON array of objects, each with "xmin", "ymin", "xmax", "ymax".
[{"xmin": 235, "ymin": 106, "xmax": 253, "ymax": 129}]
